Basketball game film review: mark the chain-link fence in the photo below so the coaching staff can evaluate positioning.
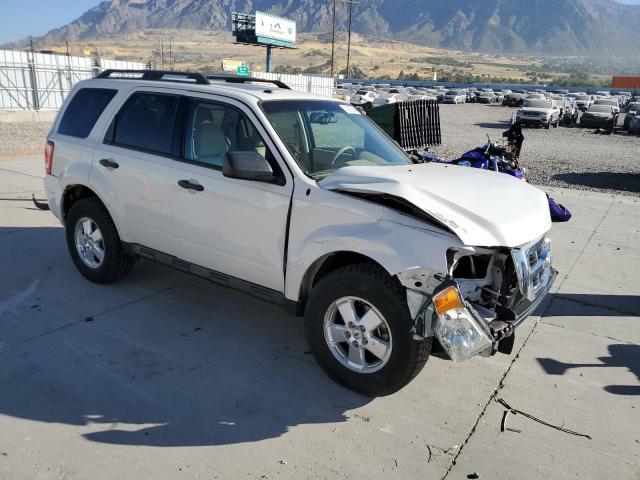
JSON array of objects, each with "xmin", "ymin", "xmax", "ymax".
[{"xmin": 0, "ymin": 49, "xmax": 146, "ymax": 111}]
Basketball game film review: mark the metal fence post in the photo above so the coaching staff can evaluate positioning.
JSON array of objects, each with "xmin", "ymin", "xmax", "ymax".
[{"xmin": 28, "ymin": 38, "xmax": 39, "ymax": 110}]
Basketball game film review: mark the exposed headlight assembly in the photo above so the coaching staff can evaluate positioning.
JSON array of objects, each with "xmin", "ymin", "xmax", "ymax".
[{"xmin": 432, "ymin": 286, "xmax": 492, "ymax": 362}]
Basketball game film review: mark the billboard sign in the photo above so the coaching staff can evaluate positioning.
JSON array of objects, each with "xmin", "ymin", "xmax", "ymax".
[
  {"xmin": 255, "ymin": 11, "xmax": 296, "ymax": 45},
  {"xmin": 222, "ymin": 59, "xmax": 247, "ymax": 72}
]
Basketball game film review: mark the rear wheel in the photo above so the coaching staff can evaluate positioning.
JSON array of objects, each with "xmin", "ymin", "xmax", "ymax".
[
  {"xmin": 65, "ymin": 197, "xmax": 136, "ymax": 284},
  {"xmin": 305, "ymin": 263, "xmax": 431, "ymax": 396}
]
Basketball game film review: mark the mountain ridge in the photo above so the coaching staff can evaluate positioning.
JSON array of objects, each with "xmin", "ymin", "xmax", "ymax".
[{"xmin": 7, "ymin": 0, "xmax": 640, "ymax": 56}]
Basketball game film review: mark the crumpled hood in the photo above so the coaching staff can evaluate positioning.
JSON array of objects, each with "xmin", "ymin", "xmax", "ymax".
[{"xmin": 319, "ymin": 163, "xmax": 551, "ymax": 248}]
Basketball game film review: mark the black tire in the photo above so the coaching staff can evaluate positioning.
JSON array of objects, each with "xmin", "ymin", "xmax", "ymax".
[
  {"xmin": 305, "ymin": 263, "xmax": 431, "ymax": 396},
  {"xmin": 545, "ymin": 122, "xmax": 551, "ymax": 129},
  {"xmin": 65, "ymin": 197, "xmax": 136, "ymax": 284}
]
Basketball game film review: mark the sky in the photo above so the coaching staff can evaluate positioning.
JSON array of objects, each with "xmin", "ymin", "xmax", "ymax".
[{"xmin": 1, "ymin": 0, "xmax": 640, "ymax": 45}]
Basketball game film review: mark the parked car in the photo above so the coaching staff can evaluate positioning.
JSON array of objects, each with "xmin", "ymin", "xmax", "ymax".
[
  {"xmin": 580, "ymin": 104, "xmax": 618, "ymax": 129},
  {"xmin": 406, "ymin": 94, "xmax": 437, "ymax": 102},
  {"xmin": 43, "ymin": 70, "xmax": 557, "ymax": 396},
  {"xmin": 629, "ymin": 114, "xmax": 640, "ymax": 134},
  {"xmin": 441, "ymin": 89, "xmax": 467, "ymax": 104},
  {"xmin": 559, "ymin": 98, "xmax": 579, "ymax": 126},
  {"xmin": 503, "ymin": 92, "xmax": 526, "ymax": 107},
  {"xmin": 477, "ymin": 91, "xmax": 497, "ymax": 104},
  {"xmin": 372, "ymin": 93, "xmax": 407, "ymax": 106},
  {"xmin": 574, "ymin": 94, "xmax": 593, "ymax": 111},
  {"xmin": 350, "ymin": 90, "xmax": 378, "ymax": 109},
  {"xmin": 623, "ymin": 110, "xmax": 638, "ymax": 130},
  {"xmin": 594, "ymin": 98, "xmax": 620, "ymax": 115},
  {"xmin": 515, "ymin": 98, "xmax": 560, "ymax": 128}
]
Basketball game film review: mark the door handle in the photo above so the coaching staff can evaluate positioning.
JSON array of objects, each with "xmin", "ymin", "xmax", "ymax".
[
  {"xmin": 99, "ymin": 158, "xmax": 119, "ymax": 169},
  {"xmin": 178, "ymin": 179, "xmax": 204, "ymax": 192}
]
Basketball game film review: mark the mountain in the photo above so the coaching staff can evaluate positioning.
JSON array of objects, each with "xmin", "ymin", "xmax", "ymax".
[{"xmin": 14, "ymin": 0, "xmax": 640, "ymax": 56}]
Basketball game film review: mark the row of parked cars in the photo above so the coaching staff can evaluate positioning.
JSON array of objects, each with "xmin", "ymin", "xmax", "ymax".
[
  {"xmin": 337, "ymin": 84, "xmax": 512, "ymax": 109},
  {"xmin": 336, "ymin": 82, "xmax": 640, "ymax": 133},
  {"xmin": 509, "ymin": 89, "xmax": 640, "ymax": 131}
]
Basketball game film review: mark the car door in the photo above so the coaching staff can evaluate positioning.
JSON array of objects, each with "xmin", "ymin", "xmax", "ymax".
[
  {"xmin": 164, "ymin": 95, "xmax": 293, "ymax": 292},
  {"xmin": 90, "ymin": 88, "xmax": 183, "ymax": 254}
]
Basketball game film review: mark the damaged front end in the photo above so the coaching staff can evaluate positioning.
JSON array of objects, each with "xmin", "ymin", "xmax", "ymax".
[{"xmin": 398, "ymin": 235, "xmax": 557, "ymax": 362}]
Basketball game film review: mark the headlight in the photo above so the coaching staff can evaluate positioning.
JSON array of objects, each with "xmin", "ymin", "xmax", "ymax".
[{"xmin": 432, "ymin": 286, "xmax": 493, "ymax": 362}]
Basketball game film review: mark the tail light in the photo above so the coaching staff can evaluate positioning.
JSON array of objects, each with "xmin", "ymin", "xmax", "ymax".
[{"xmin": 45, "ymin": 140, "xmax": 54, "ymax": 175}]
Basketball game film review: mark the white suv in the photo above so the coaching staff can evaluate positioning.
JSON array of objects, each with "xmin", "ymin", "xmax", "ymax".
[{"xmin": 44, "ymin": 70, "xmax": 556, "ymax": 396}]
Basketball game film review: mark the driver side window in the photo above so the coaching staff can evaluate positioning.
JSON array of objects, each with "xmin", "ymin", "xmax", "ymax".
[{"xmin": 185, "ymin": 99, "xmax": 274, "ymax": 170}]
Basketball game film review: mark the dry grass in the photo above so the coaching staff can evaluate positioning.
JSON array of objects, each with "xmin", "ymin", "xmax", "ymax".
[{"xmin": 36, "ymin": 29, "xmax": 553, "ymax": 81}]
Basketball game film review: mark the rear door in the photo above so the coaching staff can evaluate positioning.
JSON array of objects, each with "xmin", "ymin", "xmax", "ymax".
[{"xmin": 90, "ymin": 88, "xmax": 182, "ymax": 254}]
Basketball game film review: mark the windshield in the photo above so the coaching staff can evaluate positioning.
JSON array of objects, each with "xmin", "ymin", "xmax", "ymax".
[
  {"xmin": 261, "ymin": 100, "xmax": 411, "ymax": 178},
  {"xmin": 595, "ymin": 99, "xmax": 617, "ymax": 106},
  {"xmin": 446, "ymin": 90, "xmax": 459, "ymax": 95},
  {"xmin": 523, "ymin": 100, "xmax": 552, "ymax": 108},
  {"xmin": 576, "ymin": 95, "xmax": 589, "ymax": 101}
]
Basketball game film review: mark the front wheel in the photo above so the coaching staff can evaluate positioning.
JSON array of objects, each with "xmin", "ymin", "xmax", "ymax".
[{"xmin": 305, "ymin": 263, "xmax": 431, "ymax": 396}]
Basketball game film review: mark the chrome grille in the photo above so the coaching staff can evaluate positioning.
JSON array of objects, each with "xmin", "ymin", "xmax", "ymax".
[{"xmin": 511, "ymin": 235, "xmax": 552, "ymax": 302}]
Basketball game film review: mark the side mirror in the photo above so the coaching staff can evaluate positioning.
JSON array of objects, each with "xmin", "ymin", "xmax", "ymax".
[{"xmin": 223, "ymin": 151, "xmax": 276, "ymax": 183}]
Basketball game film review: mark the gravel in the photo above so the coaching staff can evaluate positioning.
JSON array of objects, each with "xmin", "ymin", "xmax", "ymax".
[
  {"xmin": 0, "ymin": 122, "xmax": 51, "ymax": 158},
  {"xmin": 430, "ymin": 103, "xmax": 640, "ymax": 196}
]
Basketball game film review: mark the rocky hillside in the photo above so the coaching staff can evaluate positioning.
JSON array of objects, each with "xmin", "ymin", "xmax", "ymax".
[{"xmin": 11, "ymin": 0, "xmax": 640, "ymax": 56}]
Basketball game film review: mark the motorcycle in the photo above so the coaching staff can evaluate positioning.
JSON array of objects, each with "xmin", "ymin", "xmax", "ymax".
[{"xmin": 417, "ymin": 125, "xmax": 572, "ymax": 222}]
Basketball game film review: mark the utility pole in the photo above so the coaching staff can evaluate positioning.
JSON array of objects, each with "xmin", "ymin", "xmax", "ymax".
[
  {"xmin": 345, "ymin": 0, "xmax": 353, "ymax": 79},
  {"xmin": 330, "ymin": 0, "xmax": 336, "ymax": 78},
  {"xmin": 169, "ymin": 37, "xmax": 173, "ymax": 71},
  {"xmin": 160, "ymin": 36, "xmax": 164, "ymax": 69}
]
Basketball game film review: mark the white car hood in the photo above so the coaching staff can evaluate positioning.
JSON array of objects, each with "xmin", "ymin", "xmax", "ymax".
[
  {"xmin": 319, "ymin": 163, "xmax": 551, "ymax": 248},
  {"xmin": 520, "ymin": 107, "xmax": 551, "ymax": 114}
]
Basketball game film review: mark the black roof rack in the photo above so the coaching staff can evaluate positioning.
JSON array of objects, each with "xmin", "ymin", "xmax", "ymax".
[
  {"xmin": 206, "ymin": 75, "xmax": 290, "ymax": 90},
  {"xmin": 95, "ymin": 69, "xmax": 291, "ymax": 90},
  {"xmin": 96, "ymin": 69, "xmax": 210, "ymax": 84}
]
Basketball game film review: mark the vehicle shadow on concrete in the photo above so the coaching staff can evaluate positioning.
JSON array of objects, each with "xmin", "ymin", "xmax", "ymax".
[
  {"xmin": 550, "ymin": 293, "xmax": 639, "ymax": 317},
  {"xmin": 552, "ymin": 172, "xmax": 640, "ymax": 194},
  {"xmin": 0, "ymin": 226, "xmax": 372, "ymax": 447},
  {"xmin": 473, "ymin": 122, "xmax": 511, "ymax": 129},
  {"xmin": 537, "ymin": 344, "xmax": 640, "ymax": 396}
]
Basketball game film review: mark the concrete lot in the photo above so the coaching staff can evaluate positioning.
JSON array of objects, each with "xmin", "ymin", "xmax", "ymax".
[{"xmin": 1, "ymin": 154, "xmax": 639, "ymax": 480}]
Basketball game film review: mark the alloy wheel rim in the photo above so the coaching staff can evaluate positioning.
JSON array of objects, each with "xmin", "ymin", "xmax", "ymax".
[
  {"xmin": 74, "ymin": 217, "xmax": 105, "ymax": 269},
  {"xmin": 323, "ymin": 296, "xmax": 393, "ymax": 374}
]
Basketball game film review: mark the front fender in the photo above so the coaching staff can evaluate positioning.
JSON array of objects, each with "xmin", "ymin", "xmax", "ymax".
[{"xmin": 284, "ymin": 193, "xmax": 460, "ymax": 301}]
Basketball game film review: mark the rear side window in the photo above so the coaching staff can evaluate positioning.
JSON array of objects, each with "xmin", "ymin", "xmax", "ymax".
[
  {"xmin": 111, "ymin": 92, "xmax": 180, "ymax": 156},
  {"xmin": 58, "ymin": 88, "xmax": 117, "ymax": 138}
]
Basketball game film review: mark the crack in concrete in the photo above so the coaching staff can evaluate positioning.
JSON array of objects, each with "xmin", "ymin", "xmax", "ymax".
[
  {"xmin": 540, "ymin": 319, "xmax": 637, "ymax": 346},
  {"xmin": 7, "ymin": 283, "xmax": 185, "ymax": 350},
  {"xmin": 0, "ymin": 166, "xmax": 44, "ymax": 179},
  {"xmin": 440, "ymin": 295, "xmax": 557, "ymax": 479},
  {"xmin": 440, "ymin": 196, "xmax": 619, "ymax": 479}
]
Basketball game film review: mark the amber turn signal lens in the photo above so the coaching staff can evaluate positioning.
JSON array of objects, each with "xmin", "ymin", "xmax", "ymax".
[{"xmin": 433, "ymin": 286, "xmax": 463, "ymax": 316}]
